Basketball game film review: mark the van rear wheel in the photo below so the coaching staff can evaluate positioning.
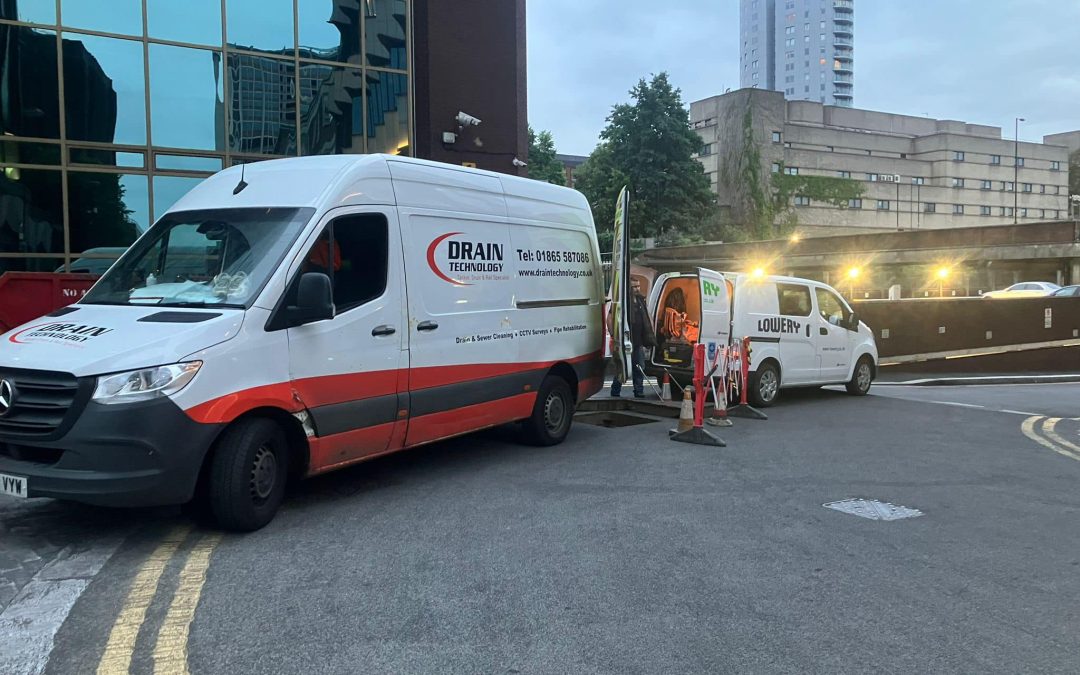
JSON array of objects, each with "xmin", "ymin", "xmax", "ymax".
[
  {"xmin": 522, "ymin": 376, "xmax": 574, "ymax": 446},
  {"xmin": 749, "ymin": 362, "xmax": 780, "ymax": 408},
  {"xmin": 206, "ymin": 418, "xmax": 289, "ymax": 532}
]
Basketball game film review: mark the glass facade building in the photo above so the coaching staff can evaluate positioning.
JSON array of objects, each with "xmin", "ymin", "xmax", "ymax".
[{"xmin": 0, "ymin": 0, "xmax": 411, "ymax": 272}]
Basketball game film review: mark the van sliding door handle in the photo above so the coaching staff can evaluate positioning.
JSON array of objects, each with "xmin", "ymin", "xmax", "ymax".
[
  {"xmin": 371, "ymin": 325, "xmax": 396, "ymax": 337},
  {"xmin": 417, "ymin": 321, "xmax": 439, "ymax": 332}
]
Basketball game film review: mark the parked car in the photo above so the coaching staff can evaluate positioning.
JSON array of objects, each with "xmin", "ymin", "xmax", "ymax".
[
  {"xmin": 981, "ymin": 282, "xmax": 1061, "ymax": 298},
  {"xmin": 1050, "ymin": 285, "xmax": 1080, "ymax": 297}
]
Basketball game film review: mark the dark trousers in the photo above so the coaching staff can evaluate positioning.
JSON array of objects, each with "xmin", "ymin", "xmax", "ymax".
[{"xmin": 611, "ymin": 346, "xmax": 645, "ymax": 397}]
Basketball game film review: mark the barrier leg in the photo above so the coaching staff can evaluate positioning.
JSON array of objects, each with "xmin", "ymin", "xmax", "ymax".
[
  {"xmin": 727, "ymin": 337, "xmax": 768, "ymax": 420},
  {"xmin": 670, "ymin": 343, "xmax": 726, "ymax": 446}
]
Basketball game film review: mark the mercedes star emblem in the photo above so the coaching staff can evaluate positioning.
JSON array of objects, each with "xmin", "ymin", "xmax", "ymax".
[{"xmin": 0, "ymin": 379, "xmax": 15, "ymax": 416}]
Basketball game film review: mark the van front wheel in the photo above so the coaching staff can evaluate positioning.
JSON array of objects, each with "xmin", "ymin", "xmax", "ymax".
[
  {"xmin": 749, "ymin": 362, "xmax": 781, "ymax": 408},
  {"xmin": 522, "ymin": 376, "xmax": 574, "ymax": 446},
  {"xmin": 207, "ymin": 418, "xmax": 289, "ymax": 532},
  {"xmin": 846, "ymin": 357, "xmax": 874, "ymax": 396}
]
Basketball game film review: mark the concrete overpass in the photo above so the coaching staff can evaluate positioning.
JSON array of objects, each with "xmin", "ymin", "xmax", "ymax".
[{"xmin": 636, "ymin": 221, "xmax": 1080, "ymax": 298}]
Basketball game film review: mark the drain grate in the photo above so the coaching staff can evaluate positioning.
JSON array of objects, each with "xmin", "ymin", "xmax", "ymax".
[
  {"xmin": 824, "ymin": 498, "xmax": 924, "ymax": 521},
  {"xmin": 574, "ymin": 411, "xmax": 662, "ymax": 428}
]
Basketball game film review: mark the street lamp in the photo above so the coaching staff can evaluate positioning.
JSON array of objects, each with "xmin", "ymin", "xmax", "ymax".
[
  {"xmin": 1014, "ymin": 117, "xmax": 1025, "ymax": 224},
  {"xmin": 936, "ymin": 266, "xmax": 950, "ymax": 298},
  {"xmin": 847, "ymin": 266, "xmax": 860, "ymax": 298}
]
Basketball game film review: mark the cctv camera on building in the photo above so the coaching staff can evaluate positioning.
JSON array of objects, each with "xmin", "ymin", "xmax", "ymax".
[
  {"xmin": 512, "ymin": 157, "xmax": 528, "ymax": 167},
  {"xmin": 456, "ymin": 111, "xmax": 482, "ymax": 127}
]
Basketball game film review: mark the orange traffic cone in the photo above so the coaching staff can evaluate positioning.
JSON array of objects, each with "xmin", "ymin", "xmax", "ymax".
[
  {"xmin": 661, "ymin": 372, "xmax": 672, "ymax": 402},
  {"xmin": 676, "ymin": 386, "xmax": 694, "ymax": 432}
]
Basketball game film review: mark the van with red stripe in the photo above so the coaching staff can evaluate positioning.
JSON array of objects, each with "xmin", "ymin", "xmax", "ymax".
[{"xmin": 0, "ymin": 155, "xmax": 605, "ymax": 530}]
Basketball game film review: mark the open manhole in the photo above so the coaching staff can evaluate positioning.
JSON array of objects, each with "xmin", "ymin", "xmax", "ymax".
[{"xmin": 574, "ymin": 411, "xmax": 663, "ymax": 428}]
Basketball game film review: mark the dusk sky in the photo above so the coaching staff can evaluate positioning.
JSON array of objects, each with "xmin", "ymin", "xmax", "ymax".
[{"xmin": 527, "ymin": 0, "xmax": 1080, "ymax": 156}]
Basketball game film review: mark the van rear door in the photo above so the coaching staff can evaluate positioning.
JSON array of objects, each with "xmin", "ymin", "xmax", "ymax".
[{"xmin": 698, "ymin": 268, "xmax": 731, "ymax": 367}]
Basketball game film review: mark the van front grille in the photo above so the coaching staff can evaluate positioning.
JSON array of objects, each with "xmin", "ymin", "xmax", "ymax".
[{"xmin": 0, "ymin": 368, "xmax": 87, "ymax": 438}]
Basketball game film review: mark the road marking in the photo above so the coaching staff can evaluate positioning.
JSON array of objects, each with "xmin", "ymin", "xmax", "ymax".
[
  {"xmin": 0, "ymin": 536, "xmax": 127, "ymax": 675},
  {"xmin": 1000, "ymin": 409, "xmax": 1041, "ymax": 416},
  {"xmin": 1020, "ymin": 417, "xmax": 1080, "ymax": 463},
  {"xmin": 152, "ymin": 533, "xmax": 223, "ymax": 675},
  {"xmin": 930, "ymin": 400, "xmax": 985, "ymax": 409},
  {"xmin": 1042, "ymin": 418, "xmax": 1080, "ymax": 460},
  {"xmin": 96, "ymin": 525, "xmax": 191, "ymax": 675}
]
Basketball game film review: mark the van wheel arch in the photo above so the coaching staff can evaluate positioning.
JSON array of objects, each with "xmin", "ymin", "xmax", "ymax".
[
  {"xmin": 545, "ymin": 362, "xmax": 579, "ymax": 403},
  {"xmin": 189, "ymin": 408, "xmax": 310, "ymax": 514}
]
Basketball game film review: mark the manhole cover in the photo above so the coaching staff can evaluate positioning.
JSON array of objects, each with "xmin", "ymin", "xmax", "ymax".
[
  {"xmin": 823, "ymin": 498, "xmax": 923, "ymax": 521},
  {"xmin": 574, "ymin": 412, "xmax": 661, "ymax": 428}
]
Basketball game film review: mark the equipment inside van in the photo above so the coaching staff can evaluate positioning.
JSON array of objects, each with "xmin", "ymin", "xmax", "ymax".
[{"xmin": 643, "ymin": 269, "xmax": 878, "ymax": 407}]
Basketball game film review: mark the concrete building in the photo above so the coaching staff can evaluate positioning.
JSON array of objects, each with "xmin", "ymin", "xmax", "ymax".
[
  {"xmin": 557, "ymin": 153, "xmax": 587, "ymax": 189},
  {"xmin": 740, "ymin": 0, "xmax": 854, "ymax": 108},
  {"xmin": 692, "ymin": 88, "xmax": 1070, "ymax": 235},
  {"xmin": 0, "ymin": 0, "xmax": 527, "ymax": 273}
]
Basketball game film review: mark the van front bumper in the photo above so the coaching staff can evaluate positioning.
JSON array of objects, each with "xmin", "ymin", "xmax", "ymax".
[{"xmin": 0, "ymin": 397, "xmax": 223, "ymax": 508}]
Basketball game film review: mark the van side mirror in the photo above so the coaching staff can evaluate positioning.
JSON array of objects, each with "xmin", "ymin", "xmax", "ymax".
[
  {"xmin": 290, "ymin": 272, "xmax": 335, "ymax": 325},
  {"xmin": 848, "ymin": 312, "xmax": 860, "ymax": 330}
]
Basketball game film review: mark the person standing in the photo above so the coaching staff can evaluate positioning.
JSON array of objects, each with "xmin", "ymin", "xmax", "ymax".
[{"xmin": 612, "ymin": 278, "xmax": 655, "ymax": 398}]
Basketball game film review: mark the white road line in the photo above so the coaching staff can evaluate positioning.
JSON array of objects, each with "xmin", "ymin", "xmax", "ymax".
[
  {"xmin": 930, "ymin": 401, "xmax": 986, "ymax": 409},
  {"xmin": 0, "ymin": 537, "xmax": 126, "ymax": 675},
  {"xmin": 1000, "ymin": 409, "xmax": 1042, "ymax": 416}
]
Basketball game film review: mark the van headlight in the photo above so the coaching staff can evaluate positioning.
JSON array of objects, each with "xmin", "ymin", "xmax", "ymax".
[{"xmin": 92, "ymin": 362, "xmax": 202, "ymax": 404}]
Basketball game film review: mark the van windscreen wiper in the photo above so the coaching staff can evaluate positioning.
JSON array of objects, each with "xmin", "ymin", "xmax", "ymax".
[{"xmin": 155, "ymin": 301, "xmax": 245, "ymax": 309}]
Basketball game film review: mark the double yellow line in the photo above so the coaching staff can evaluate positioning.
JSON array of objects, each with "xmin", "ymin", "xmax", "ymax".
[
  {"xmin": 96, "ymin": 526, "xmax": 223, "ymax": 675},
  {"xmin": 1021, "ymin": 416, "xmax": 1080, "ymax": 462}
]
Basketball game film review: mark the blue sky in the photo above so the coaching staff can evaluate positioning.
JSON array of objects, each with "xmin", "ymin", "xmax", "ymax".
[{"xmin": 527, "ymin": 0, "xmax": 1080, "ymax": 156}]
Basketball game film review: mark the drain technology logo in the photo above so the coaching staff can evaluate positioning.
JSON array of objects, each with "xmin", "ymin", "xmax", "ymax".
[
  {"xmin": 9, "ymin": 322, "xmax": 114, "ymax": 345},
  {"xmin": 426, "ymin": 232, "xmax": 507, "ymax": 286}
]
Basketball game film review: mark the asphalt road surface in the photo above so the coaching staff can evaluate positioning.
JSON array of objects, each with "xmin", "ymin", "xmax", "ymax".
[{"xmin": 2, "ymin": 384, "xmax": 1080, "ymax": 674}]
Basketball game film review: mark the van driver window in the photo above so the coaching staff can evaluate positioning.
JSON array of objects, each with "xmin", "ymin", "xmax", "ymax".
[
  {"xmin": 777, "ymin": 283, "xmax": 812, "ymax": 317},
  {"xmin": 301, "ymin": 214, "xmax": 388, "ymax": 313},
  {"xmin": 815, "ymin": 287, "xmax": 851, "ymax": 327}
]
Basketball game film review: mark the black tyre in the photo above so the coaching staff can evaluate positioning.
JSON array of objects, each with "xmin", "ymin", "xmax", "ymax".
[
  {"xmin": 749, "ymin": 362, "xmax": 781, "ymax": 408},
  {"xmin": 522, "ymin": 376, "xmax": 574, "ymax": 446},
  {"xmin": 207, "ymin": 418, "xmax": 289, "ymax": 532},
  {"xmin": 846, "ymin": 356, "xmax": 874, "ymax": 396}
]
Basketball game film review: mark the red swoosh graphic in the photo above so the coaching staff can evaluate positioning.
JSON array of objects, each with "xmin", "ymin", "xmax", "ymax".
[
  {"xmin": 8, "ymin": 323, "xmax": 51, "ymax": 344},
  {"xmin": 425, "ymin": 232, "xmax": 471, "ymax": 286}
]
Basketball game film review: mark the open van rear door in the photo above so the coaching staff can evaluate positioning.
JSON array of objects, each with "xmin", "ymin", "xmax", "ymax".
[
  {"xmin": 607, "ymin": 187, "xmax": 632, "ymax": 384},
  {"xmin": 698, "ymin": 268, "xmax": 731, "ymax": 367}
]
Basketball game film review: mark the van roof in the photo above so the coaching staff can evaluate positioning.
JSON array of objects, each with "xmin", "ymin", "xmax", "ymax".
[{"xmin": 168, "ymin": 154, "xmax": 594, "ymax": 230}]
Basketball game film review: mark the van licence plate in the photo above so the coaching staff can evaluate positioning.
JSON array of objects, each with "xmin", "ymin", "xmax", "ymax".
[{"xmin": 0, "ymin": 472, "xmax": 27, "ymax": 498}]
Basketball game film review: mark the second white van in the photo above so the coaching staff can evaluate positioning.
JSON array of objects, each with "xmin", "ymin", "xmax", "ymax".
[{"xmin": 643, "ymin": 269, "xmax": 878, "ymax": 406}]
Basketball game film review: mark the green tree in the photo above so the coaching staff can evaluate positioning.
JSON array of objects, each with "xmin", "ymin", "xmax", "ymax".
[
  {"xmin": 526, "ymin": 126, "xmax": 566, "ymax": 186},
  {"xmin": 576, "ymin": 73, "xmax": 715, "ymax": 244}
]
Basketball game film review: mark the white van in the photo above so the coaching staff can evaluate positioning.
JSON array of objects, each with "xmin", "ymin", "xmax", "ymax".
[
  {"xmin": 0, "ymin": 155, "xmax": 605, "ymax": 530},
  {"xmin": 643, "ymin": 269, "xmax": 877, "ymax": 406}
]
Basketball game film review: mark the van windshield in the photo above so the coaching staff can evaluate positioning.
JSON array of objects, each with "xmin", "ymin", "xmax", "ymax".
[{"xmin": 82, "ymin": 207, "xmax": 315, "ymax": 308}]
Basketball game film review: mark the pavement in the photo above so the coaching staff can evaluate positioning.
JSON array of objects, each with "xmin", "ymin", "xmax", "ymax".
[{"xmin": 2, "ymin": 383, "xmax": 1080, "ymax": 673}]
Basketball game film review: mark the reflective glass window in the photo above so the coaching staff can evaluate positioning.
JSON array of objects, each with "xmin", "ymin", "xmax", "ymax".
[
  {"xmin": 152, "ymin": 175, "xmax": 202, "ymax": 220},
  {"xmin": 299, "ymin": 63, "xmax": 362, "ymax": 155},
  {"xmin": 0, "ymin": 168, "xmax": 64, "ymax": 254},
  {"xmin": 147, "ymin": 0, "xmax": 222, "ymax": 47},
  {"xmin": 1, "ymin": 0, "xmax": 56, "ymax": 24},
  {"xmin": 149, "ymin": 44, "xmax": 225, "ymax": 151},
  {"xmin": 61, "ymin": 0, "xmax": 143, "ymax": 36},
  {"xmin": 226, "ymin": 0, "xmax": 294, "ymax": 55},
  {"xmin": 155, "ymin": 154, "xmax": 223, "ymax": 172},
  {"xmin": 0, "ymin": 26, "xmax": 61, "ymax": 139},
  {"xmin": 62, "ymin": 34, "xmax": 146, "ymax": 145},
  {"xmin": 69, "ymin": 148, "xmax": 145, "ymax": 168},
  {"xmin": 227, "ymin": 53, "xmax": 297, "ymax": 155},
  {"xmin": 365, "ymin": 69, "xmax": 408, "ymax": 155},
  {"xmin": 298, "ymin": 0, "xmax": 360, "ymax": 64},
  {"xmin": 67, "ymin": 172, "xmax": 149, "ymax": 251},
  {"xmin": 0, "ymin": 256, "xmax": 65, "ymax": 273},
  {"xmin": 365, "ymin": 0, "xmax": 407, "ymax": 70},
  {"xmin": 1, "ymin": 141, "xmax": 62, "ymax": 165}
]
